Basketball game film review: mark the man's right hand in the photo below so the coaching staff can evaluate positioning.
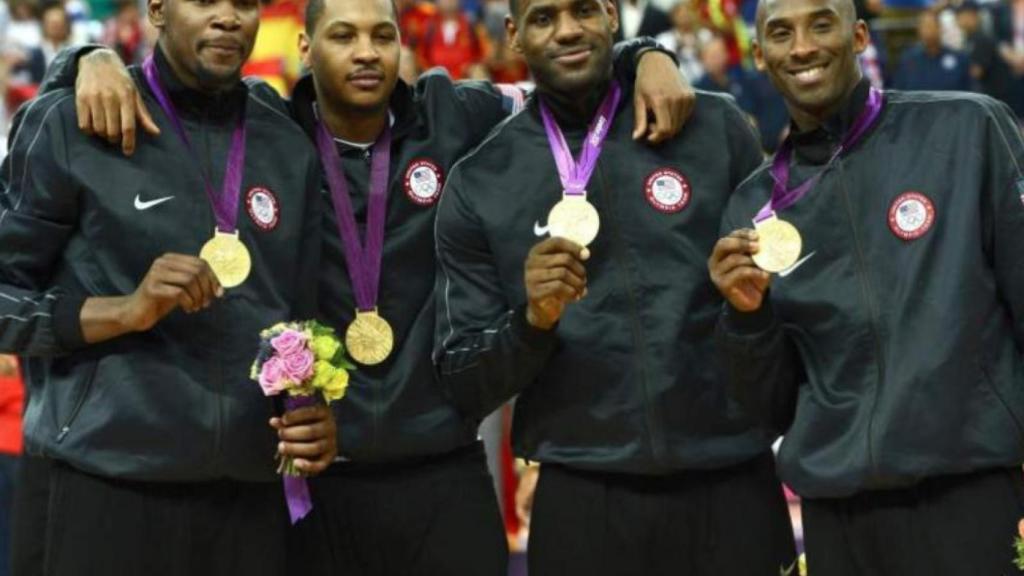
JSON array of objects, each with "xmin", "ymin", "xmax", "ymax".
[
  {"xmin": 76, "ymin": 48, "xmax": 159, "ymax": 155},
  {"xmin": 708, "ymin": 229, "xmax": 771, "ymax": 312},
  {"xmin": 524, "ymin": 237, "xmax": 589, "ymax": 330},
  {"xmin": 123, "ymin": 254, "xmax": 223, "ymax": 332}
]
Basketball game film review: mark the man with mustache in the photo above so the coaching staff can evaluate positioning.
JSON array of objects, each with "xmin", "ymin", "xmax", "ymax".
[
  {"xmin": 49, "ymin": 0, "xmax": 692, "ymax": 572},
  {"xmin": 433, "ymin": 0, "xmax": 798, "ymax": 573},
  {"xmin": 0, "ymin": 0, "xmax": 338, "ymax": 574},
  {"xmin": 709, "ymin": 0, "xmax": 1024, "ymax": 572}
]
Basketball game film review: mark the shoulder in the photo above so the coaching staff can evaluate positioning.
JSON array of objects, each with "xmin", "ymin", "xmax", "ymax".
[{"xmin": 8, "ymin": 88, "xmax": 76, "ymax": 150}]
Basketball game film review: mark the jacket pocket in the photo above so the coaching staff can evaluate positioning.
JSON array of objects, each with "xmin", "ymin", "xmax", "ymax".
[{"xmin": 54, "ymin": 361, "xmax": 99, "ymax": 444}]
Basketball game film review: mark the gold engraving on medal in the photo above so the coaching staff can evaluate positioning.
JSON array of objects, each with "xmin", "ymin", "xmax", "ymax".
[
  {"xmin": 752, "ymin": 216, "xmax": 803, "ymax": 273},
  {"xmin": 547, "ymin": 196, "xmax": 600, "ymax": 247},
  {"xmin": 199, "ymin": 230, "xmax": 252, "ymax": 288},
  {"xmin": 345, "ymin": 309, "xmax": 394, "ymax": 366}
]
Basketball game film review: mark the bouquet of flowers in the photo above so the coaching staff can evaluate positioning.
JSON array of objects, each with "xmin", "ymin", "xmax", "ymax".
[
  {"xmin": 250, "ymin": 320, "xmax": 354, "ymax": 522},
  {"xmin": 1015, "ymin": 519, "xmax": 1024, "ymax": 571}
]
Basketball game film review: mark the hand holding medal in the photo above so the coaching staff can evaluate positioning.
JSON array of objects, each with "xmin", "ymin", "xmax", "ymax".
[{"xmin": 524, "ymin": 237, "xmax": 589, "ymax": 330}]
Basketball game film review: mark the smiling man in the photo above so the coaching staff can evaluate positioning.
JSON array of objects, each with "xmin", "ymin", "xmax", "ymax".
[
  {"xmin": 708, "ymin": 0, "xmax": 1024, "ymax": 573},
  {"xmin": 0, "ymin": 0, "xmax": 335, "ymax": 573},
  {"xmin": 434, "ymin": 0, "xmax": 798, "ymax": 574}
]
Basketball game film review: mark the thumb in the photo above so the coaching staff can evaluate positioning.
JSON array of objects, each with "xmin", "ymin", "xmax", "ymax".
[{"xmin": 136, "ymin": 93, "xmax": 161, "ymax": 136}]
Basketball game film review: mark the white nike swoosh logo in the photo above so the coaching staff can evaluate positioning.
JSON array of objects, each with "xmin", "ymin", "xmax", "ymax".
[
  {"xmin": 534, "ymin": 221, "xmax": 550, "ymax": 237},
  {"xmin": 778, "ymin": 251, "xmax": 816, "ymax": 278},
  {"xmin": 134, "ymin": 195, "xmax": 175, "ymax": 211}
]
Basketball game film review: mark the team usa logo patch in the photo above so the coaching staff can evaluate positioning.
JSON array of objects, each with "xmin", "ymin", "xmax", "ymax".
[
  {"xmin": 644, "ymin": 168, "xmax": 691, "ymax": 213},
  {"xmin": 888, "ymin": 191, "xmax": 935, "ymax": 240},
  {"xmin": 246, "ymin": 187, "xmax": 280, "ymax": 231},
  {"xmin": 404, "ymin": 159, "xmax": 443, "ymax": 206}
]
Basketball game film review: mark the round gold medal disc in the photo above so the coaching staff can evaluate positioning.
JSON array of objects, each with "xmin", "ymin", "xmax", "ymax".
[
  {"xmin": 547, "ymin": 196, "xmax": 600, "ymax": 247},
  {"xmin": 199, "ymin": 230, "xmax": 252, "ymax": 288},
  {"xmin": 751, "ymin": 216, "xmax": 803, "ymax": 273},
  {"xmin": 345, "ymin": 310, "xmax": 394, "ymax": 366}
]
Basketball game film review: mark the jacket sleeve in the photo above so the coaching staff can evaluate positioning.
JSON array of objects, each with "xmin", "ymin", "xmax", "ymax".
[
  {"xmin": 611, "ymin": 35, "xmax": 678, "ymax": 91},
  {"xmin": 714, "ymin": 199, "xmax": 803, "ymax": 434},
  {"xmin": 982, "ymin": 98, "xmax": 1024, "ymax": 351},
  {"xmin": 0, "ymin": 92, "xmax": 88, "ymax": 356},
  {"xmin": 37, "ymin": 44, "xmax": 105, "ymax": 94},
  {"xmin": 433, "ymin": 166, "xmax": 558, "ymax": 420}
]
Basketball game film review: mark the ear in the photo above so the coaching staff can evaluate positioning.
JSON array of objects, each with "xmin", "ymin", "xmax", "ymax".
[
  {"xmin": 604, "ymin": 0, "xmax": 619, "ymax": 35},
  {"xmin": 752, "ymin": 39, "xmax": 766, "ymax": 71},
  {"xmin": 852, "ymin": 19, "xmax": 869, "ymax": 55},
  {"xmin": 148, "ymin": 0, "xmax": 166, "ymax": 29},
  {"xmin": 299, "ymin": 31, "xmax": 312, "ymax": 69},
  {"xmin": 506, "ymin": 14, "xmax": 523, "ymax": 54}
]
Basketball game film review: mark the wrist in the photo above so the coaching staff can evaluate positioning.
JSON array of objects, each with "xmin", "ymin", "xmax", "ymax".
[{"xmin": 525, "ymin": 305, "xmax": 556, "ymax": 331}]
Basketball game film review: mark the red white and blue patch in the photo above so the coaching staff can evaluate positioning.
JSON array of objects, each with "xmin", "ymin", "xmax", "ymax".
[
  {"xmin": 246, "ymin": 186, "xmax": 279, "ymax": 231},
  {"xmin": 888, "ymin": 191, "xmax": 935, "ymax": 240},
  {"xmin": 404, "ymin": 159, "xmax": 444, "ymax": 206},
  {"xmin": 644, "ymin": 168, "xmax": 691, "ymax": 213}
]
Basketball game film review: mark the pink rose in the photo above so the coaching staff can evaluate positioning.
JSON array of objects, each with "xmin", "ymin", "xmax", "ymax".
[
  {"xmin": 258, "ymin": 357, "xmax": 287, "ymax": 396},
  {"xmin": 281, "ymin": 349, "xmax": 315, "ymax": 383},
  {"xmin": 271, "ymin": 329, "xmax": 308, "ymax": 357}
]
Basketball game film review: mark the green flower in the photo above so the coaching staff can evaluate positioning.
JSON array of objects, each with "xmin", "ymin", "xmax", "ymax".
[{"xmin": 311, "ymin": 335, "xmax": 341, "ymax": 362}]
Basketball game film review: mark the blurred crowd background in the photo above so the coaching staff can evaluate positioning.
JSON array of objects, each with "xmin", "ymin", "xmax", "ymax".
[{"xmin": 0, "ymin": 0, "xmax": 1019, "ymax": 153}]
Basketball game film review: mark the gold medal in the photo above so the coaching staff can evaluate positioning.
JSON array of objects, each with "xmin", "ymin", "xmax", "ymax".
[
  {"xmin": 752, "ymin": 215, "xmax": 802, "ymax": 273},
  {"xmin": 199, "ymin": 229, "xmax": 252, "ymax": 288},
  {"xmin": 345, "ymin": 309, "xmax": 394, "ymax": 366},
  {"xmin": 547, "ymin": 196, "xmax": 600, "ymax": 247}
]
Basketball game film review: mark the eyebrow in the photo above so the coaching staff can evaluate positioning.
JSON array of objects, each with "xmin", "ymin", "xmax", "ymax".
[
  {"xmin": 323, "ymin": 20, "xmax": 399, "ymax": 31},
  {"xmin": 765, "ymin": 6, "xmax": 838, "ymax": 26}
]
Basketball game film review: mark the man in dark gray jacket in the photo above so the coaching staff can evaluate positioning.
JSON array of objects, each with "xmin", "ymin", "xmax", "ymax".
[{"xmin": 0, "ymin": 0, "xmax": 336, "ymax": 573}]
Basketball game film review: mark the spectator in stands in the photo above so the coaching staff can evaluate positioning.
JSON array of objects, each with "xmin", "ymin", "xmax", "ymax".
[
  {"xmin": 615, "ymin": 0, "xmax": 672, "ymax": 40},
  {"xmin": 894, "ymin": 10, "xmax": 972, "ymax": 91},
  {"xmin": 656, "ymin": 0, "xmax": 707, "ymax": 82},
  {"xmin": 23, "ymin": 2, "xmax": 71, "ymax": 84},
  {"xmin": 695, "ymin": 33, "xmax": 754, "ymax": 110},
  {"xmin": 995, "ymin": 0, "xmax": 1024, "ymax": 116},
  {"xmin": 417, "ymin": 0, "xmax": 490, "ymax": 79},
  {"xmin": 101, "ymin": 0, "xmax": 146, "ymax": 65},
  {"xmin": 958, "ymin": 0, "xmax": 1011, "ymax": 102},
  {"xmin": 398, "ymin": 0, "xmax": 438, "ymax": 48}
]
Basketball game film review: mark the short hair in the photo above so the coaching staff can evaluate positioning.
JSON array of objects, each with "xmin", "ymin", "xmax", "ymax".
[
  {"xmin": 755, "ymin": 0, "xmax": 856, "ymax": 39},
  {"xmin": 305, "ymin": 0, "xmax": 399, "ymax": 36}
]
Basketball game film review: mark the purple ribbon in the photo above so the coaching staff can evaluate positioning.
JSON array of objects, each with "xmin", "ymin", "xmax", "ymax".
[
  {"xmin": 539, "ymin": 82, "xmax": 622, "ymax": 197},
  {"xmin": 142, "ymin": 55, "xmax": 247, "ymax": 233},
  {"xmin": 282, "ymin": 394, "xmax": 318, "ymax": 524},
  {"xmin": 755, "ymin": 87, "xmax": 884, "ymax": 222},
  {"xmin": 315, "ymin": 119, "xmax": 391, "ymax": 313}
]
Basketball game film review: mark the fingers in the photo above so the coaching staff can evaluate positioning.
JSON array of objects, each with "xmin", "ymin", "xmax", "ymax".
[
  {"xmin": 136, "ymin": 92, "xmax": 161, "ymax": 136},
  {"xmin": 676, "ymin": 85, "xmax": 696, "ymax": 130},
  {"xmin": 527, "ymin": 250, "xmax": 588, "ymax": 279},
  {"xmin": 709, "ymin": 229, "xmax": 759, "ymax": 267},
  {"xmin": 276, "ymin": 406, "xmax": 337, "ymax": 475},
  {"xmin": 644, "ymin": 94, "xmax": 675, "ymax": 144},
  {"xmin": 102, "ymin": 93, "xmax": 121, "ymax": 146},
  {"xmin": 76, "ymin": 92, "xmax": 95, "ymax": 136},
  {"xmin": 149, "ymin": 254, "xmax": 224, "ymax": 313},
  {"xmin": 529, "ymin": 236, "xmax": 585, "ymax": 258},
  {"xmin": 632, "ymin": 93, "xmax": 649, "ymax": 140},
  {"xmin": 120, "ymin": 89, "xmax": 137, "ymax": 156}
]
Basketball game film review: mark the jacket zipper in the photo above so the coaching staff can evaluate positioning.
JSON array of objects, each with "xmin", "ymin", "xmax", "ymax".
[
  {"xmin": 594, "ymin": 163, "xmax": 664, "ymax": 464},
  {"xmin": 837, "ymin": 161, "xmax": 886, "ymax": 477}
]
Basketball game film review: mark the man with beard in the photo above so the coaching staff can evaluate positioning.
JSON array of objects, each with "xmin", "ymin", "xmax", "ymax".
[
  {"xmin": 433, "ymin": 0, "xmax": 797, "ymax": 573},
  {"xmin": 53, "ymin": 0, "xmax": 693, "ymax": 572},
  {"xmin": 709, "ymin": 0, "xmax": 1024, "ymax": 572},
  {"xmin": 0, "ymin": 0, "xmax": 337, "ymax": 573}
]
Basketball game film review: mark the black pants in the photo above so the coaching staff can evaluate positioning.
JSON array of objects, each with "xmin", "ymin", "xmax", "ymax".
[
  {"xmin": 12, "ymin": 458, "xmax": 289, "ymax": 576},
  {"xmin": 803, "ymin": 466, "xmax": 1024, "ymax": 576},
  {"xmin": 289, "ymin": 442, "xmax": 508, "ymax": 576},
  {"xmin": 527, "ymin": 453, "xmax": 797, "ymax": 576},
  {"xmin": 10, "ymin": 454, "xmax": 50, "ymax": 576}
]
